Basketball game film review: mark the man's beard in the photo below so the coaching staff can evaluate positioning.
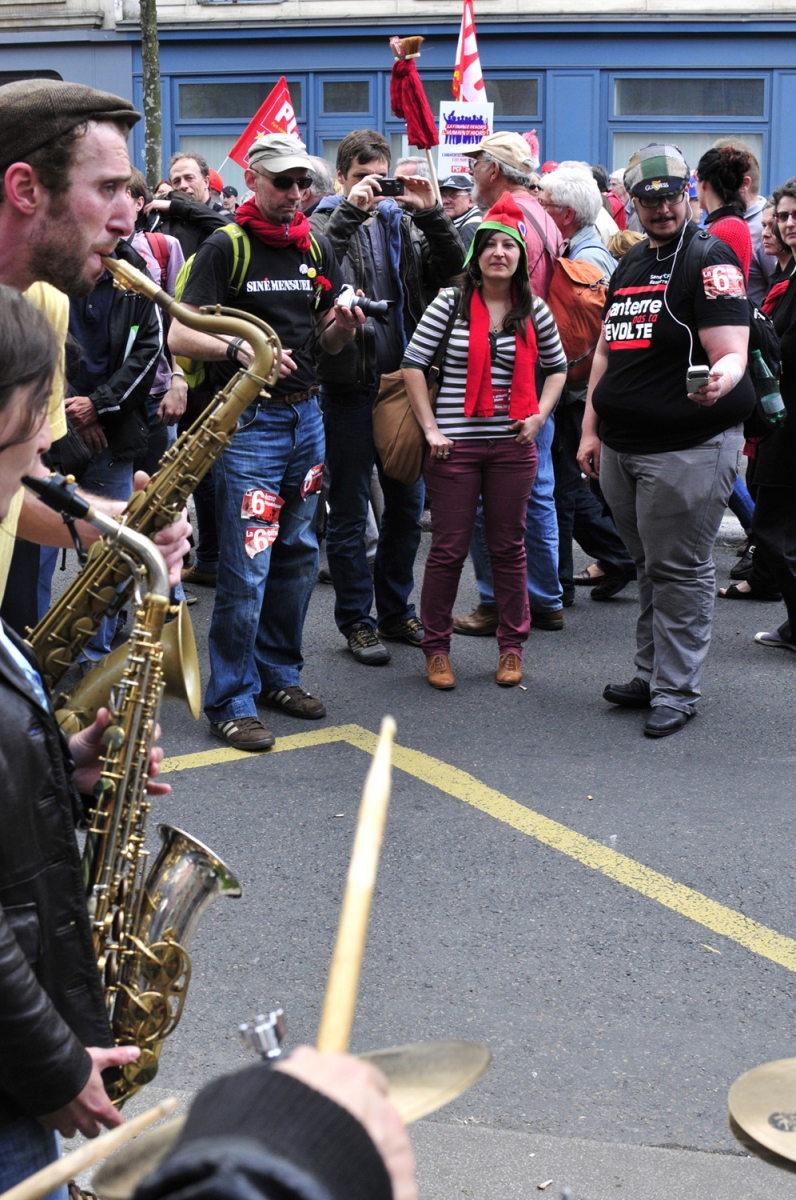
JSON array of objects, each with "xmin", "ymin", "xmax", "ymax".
[
  {"xmin": 28, "ymin": 222, "xmax": 105, "ymax": 299},
  {"xmin": 643, "ymin": 213, "xmax": 687, "ymax": 247}
]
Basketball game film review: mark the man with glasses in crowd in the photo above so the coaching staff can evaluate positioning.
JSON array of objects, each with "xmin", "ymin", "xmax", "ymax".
[
  {"xmin": 577, "ymin": 143, "xmax": 755, "ymax": 738},
  {"xmin": 169, "ymin": 133, "xmax": 360, "ymax": 751}
]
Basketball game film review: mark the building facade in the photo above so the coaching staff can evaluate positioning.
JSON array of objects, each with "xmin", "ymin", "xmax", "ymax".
[{"xmin": 2, "ymin": 1, "xmax": 796, "ymax": 192}]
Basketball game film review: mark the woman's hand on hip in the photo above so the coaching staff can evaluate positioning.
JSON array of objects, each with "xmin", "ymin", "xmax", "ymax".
[
  {"xmin": 509, "ymin": 415, "xmax": 543, "ymax": 444},
  {"xmin": 426, "ymin": 429, "xmax": 455, "ymax": 460}
]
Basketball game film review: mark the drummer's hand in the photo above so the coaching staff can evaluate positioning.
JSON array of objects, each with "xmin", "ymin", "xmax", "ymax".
[
  {"xmin": 38, "ymin": 1046, "xmax": 140, "ymax": 1138},
  {"xmin": 276, "ymin": 1046, "xmax": 417, "ymax": 1200},
  {"xmin": 70, "ymin": 709, "xmax": 171, "ymax": 797}
]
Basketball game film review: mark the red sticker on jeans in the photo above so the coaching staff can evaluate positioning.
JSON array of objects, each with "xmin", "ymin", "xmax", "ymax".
[
  {"xmin": 244, "ymin": 525, "xmax": 278, "ymax": 558},
  {"xmin": 241, "ymin": 488, "xmax": 283, "ymax": 522},
  {"xmin": 300, "ymin": 463, "xmax": 324, "ymax": 500},
  {"xmin": 492, "ymin": 386, "xmax": 511, "ymax": 415},
  {"xmin": 701, "ymin": 264, "xmax": 746, "ymax": 300}
]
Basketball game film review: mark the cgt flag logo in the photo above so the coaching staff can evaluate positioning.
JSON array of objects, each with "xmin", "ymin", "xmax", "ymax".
[{"xmin": 228, "ymin": 78, "xmax": 300, "ymax": 169}]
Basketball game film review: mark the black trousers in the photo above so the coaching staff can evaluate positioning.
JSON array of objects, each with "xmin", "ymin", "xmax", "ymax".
[
  {"xmin": 0, "ymin": 538, "xmax": 40, "ymax": 638},
  {"xmin": 750, "ymin": 484, "xmax": 796, "ymax": 639}
]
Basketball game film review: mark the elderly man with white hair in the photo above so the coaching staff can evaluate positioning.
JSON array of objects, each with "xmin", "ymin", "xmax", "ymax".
[{"xmin": 538, "ymin": 166, "xmax": 636, "ymax": 606}]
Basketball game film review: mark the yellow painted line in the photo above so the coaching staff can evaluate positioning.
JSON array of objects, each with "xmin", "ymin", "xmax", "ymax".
[
  {"xmin": 162, "ymin": 723, "xmax": 796, "ymax": 974},
  {"xmin": 160, "ymin": 724, "xmax": 360, "ymax": 773}
]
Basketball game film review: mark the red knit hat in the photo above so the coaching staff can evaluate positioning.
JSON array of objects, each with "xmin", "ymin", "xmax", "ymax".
[
  {"xmin": 462, "ymin": 192, "xmax": 529, "ymax": 268},
  {"xmin": 208, "ymin": 168, "xmax": 224, "ymax": 193}
]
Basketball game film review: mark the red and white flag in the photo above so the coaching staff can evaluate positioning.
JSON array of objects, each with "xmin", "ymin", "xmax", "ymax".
[
  {"xmin": 453, "ymin": 0, "xmax": 486, "ymax": 102},
  {"xmin": 228, "ymin": 77, "xmax": 299, "ymax": 169}
]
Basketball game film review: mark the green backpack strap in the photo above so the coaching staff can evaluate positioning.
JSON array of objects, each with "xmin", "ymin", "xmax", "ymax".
[
  {"xmin": 308, "ymin": 233, "xmax": 323, "ymax": 267},
  {"xmin": 221, "ymin": 223, "xmax": 251, "ymax": 295}
]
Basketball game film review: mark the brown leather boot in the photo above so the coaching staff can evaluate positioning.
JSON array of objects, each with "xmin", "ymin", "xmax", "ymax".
[
  {"xmin": 426, "ymin": 653, "xmax": 456, "ymax": 689},
  {"xmin": 452, "ymin": 603, "xmax": 498, "ymax": 636},
  {"xmin": 496, "ymin": 652, "xmax": 522, "ymax": 687}
]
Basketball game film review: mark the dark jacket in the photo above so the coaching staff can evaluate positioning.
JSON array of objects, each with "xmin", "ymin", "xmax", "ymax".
[
  {"xmin": 0, "ymin": 625, "xmax": 112, "ymax": 1127},
  {"xmin": 757, "ymin": 273, "xmax": 796, "ymax": 488},
  {"xmin": 310, "ymin": 197, "xmax": 465, "ymax": 388},
  {"xmin": 74, "ymin": 240, "xmax": 162, "ymax": 462},
  {"xmin": 149, "ymin": 192, "xmax": 233, "ymax": 260},
  {"xmin": 135, "ymin": 1065, "xmax": 392, "ymax": 1200}
]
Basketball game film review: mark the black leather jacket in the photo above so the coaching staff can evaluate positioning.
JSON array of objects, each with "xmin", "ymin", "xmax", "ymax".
[
  {"xmin": 0, "ymin": 625, "xmax": 112, "ymax": 1127},
  {"xmin": 310, "ymin": 198, "xmax": 465, "ymax": 388},
  {"xmin": 149, "ymin": 193, "xmax": 233, "ymax": 260}
]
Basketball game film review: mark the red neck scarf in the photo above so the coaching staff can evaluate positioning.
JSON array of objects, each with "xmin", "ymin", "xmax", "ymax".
[
  {"xmin": 762, "ymin": 276, "xmax": 792, "ymax": 317},
  {"xmin": 464, "ymin": 287, "xmax": 538, "ymax": 420},
  {"xmin": 235, "ymin": 198, "xmax": 312, "ymax": 252}
]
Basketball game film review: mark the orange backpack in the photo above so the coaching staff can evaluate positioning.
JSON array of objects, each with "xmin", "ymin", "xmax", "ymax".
[{"xmin": 546, "ymin": 255, "xmax": 608, "ymax": 383}]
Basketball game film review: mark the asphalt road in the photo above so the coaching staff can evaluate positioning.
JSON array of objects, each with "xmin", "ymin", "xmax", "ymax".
[{"xmin": 64, "ymin": 527, "xmax": 796, "ymax": 1190}]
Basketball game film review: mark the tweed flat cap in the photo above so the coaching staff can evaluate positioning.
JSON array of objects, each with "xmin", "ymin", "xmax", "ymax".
[{"xmin": 0, "ymin": 79, "xmax": 139, "ymax": 172}]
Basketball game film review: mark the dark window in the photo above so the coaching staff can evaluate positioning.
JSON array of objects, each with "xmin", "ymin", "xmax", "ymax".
[
  {"xmin": 486, "ymin": 78, "xmax": 539, "ymax": 116},
  {"xmin": 323, "ymin": 81, "xmax": 369, "ymax": 113},
  {"xmin": 614, "ymin": 78, "xmax": 765, "ymax": 118},
  {"xmin": 179, "ymin": 81, "xmax": 303, "ymax": 121}
]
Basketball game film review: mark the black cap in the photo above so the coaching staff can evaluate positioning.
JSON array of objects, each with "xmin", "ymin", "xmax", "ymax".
[
  {"xmin": 222, "ymin": 185, "xmax": 238, "ymax": 197},
  {"xmin": 439, "ymin": 173, "xmax": 474, "ymax": 191},
  {"xmin": 0, "ymin": 79, "xmax": 139, "ymax": 173}
]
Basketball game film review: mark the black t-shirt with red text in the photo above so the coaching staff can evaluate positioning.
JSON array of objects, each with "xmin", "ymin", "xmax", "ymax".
[
  {"xmin": 592, "ymin": 223, "xmax": 755, "ymax": 453},
  {"xmin": 181, "ymin": 226, "xmax": 343, "ymax": 399}
]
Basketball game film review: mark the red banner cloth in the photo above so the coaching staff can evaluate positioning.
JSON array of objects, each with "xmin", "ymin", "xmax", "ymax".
[
  {"xmin": 390, "ymin": 59, "xmax": 439, "ymax": 150},
  {"xmin": 228, "ymin": 77, "xmax": 299, "ymax": 169}
]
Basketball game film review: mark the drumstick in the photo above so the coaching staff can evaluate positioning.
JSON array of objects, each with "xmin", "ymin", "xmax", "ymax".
[
  {"xmin": 0, "ymin": 1097, "xmax": 179, "ymax": 1200},
  {"xmin": 316, "ymin": 716, "xmax": 396, "ymax": 1054}
]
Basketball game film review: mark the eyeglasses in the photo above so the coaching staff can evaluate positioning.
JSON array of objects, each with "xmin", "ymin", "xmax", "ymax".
[
  {"xmin": 527, "ymin": 184, "xmax": 541, "ymax": 193},
  {"xmin": 775, "ymin": 211, "xmax": 796, "ymax": 223},
  {"xmin": 250, "ymin": 168, "xmax": 313, "ymax": 191},
  {"xmin": 635, "ymin": 190, "xmax": 687, "ymax": 210}
]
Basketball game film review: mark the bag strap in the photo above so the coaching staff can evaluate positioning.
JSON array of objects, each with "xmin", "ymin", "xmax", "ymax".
[
  {"xmin": 219, "ymin": 223, "xmax": 251, "ymax": 295},
  {"xmin": 143, "ymin": 231, "xmax": 171, "ymax": 289},
  {"xmin": 427, "ymin": 289, "xmax": 461, "ymax": 385}
]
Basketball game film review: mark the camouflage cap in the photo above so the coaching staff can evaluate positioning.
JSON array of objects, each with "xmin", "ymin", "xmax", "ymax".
[
  {"xmin": 624, "ymin": 143, "xmax": 690, "ymax": 199},
  {"xmin": 0, "ymin": 79, "xmax": 139, "ymax": 173}
]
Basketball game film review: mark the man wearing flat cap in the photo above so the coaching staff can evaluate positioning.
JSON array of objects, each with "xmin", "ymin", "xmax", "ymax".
[
  {"xmin": 0, "ymin": 78, "xmax": 191, "ymax": 625},
  {"xmin": 169, "ymin": 133, "xmax": 360, "ymax": 751},
  {"xmin": 439, "ymin": 172, "xmax": 481, "ymax": 250},
  {"xmin": 578, "ymin": 142, "xmax": 755, "ymax": 738}
]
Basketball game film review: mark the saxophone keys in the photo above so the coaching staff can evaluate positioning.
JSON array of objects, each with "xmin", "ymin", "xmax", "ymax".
[
  {"xmin": 105, "ymin": 949, "xmax": 118, "ymax": 987},
  {"xmin": 102, "ymin": 725, "xmax": 126, "ymax": 752},
  {"xmin": 128, "ymin": 991, "xmax": 170, "ymax": 1041}
]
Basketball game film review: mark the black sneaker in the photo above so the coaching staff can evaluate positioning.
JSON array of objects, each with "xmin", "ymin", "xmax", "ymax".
[
  {"xmin": 377, "ymin": 615, "xmax": 424, "ymax": 646},
  {"xmin": 347, "ymin": 623, "xmax": 391, "ymax": 665},
  {"xmin": 259, "ymin": 686, "xmax": 326, "ymax": 719},
  {"xmin": 210, "ymin": 716, "xmax": 276, "ymax": 751}
]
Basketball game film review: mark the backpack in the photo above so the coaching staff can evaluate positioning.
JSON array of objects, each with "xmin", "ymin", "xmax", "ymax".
[
  {"xmin": 685, "ymin": 229, "xmax": 781, "ymax": 435},
  {"xmin": 173, "ymin": 224, "xmax": 322, "ymax": 389},
  {"xmin": 143, "ymin": 231, "xmax": 171, "ymax": 290},
  {"xmin": 545, "ymin": 250, "xmax": 609, "ymax": 383}
]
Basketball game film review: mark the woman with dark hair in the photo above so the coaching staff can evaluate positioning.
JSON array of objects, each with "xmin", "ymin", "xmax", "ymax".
[
  {"xmin": 695, "ymin": 145, "xmax": 753, "ymax": 279},
  {"xmin": 402, "ymin": 194, "xmax": 567, "ymax": 690},
  {"xmin": 761, "ymin": 198, "xmax": 795, "ymax": 280}
]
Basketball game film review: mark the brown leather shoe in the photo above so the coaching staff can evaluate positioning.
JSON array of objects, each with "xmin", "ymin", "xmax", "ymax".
[
  {"xmin": 531, "ymin": 608, "xmax": 564, "ymax": 631},
  {"xmin": 496, "ymin": 652, "xmax": 522, "ymax": 687},
  {"xmin": 453, "ymin": 604, "xmax": 498, "ymax": 636},
  {"xmin": 426, "ymin": 653, "xmax": 455, "ymax": 689}
]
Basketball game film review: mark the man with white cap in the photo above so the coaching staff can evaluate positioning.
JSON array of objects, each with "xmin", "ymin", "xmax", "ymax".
[{"xmin": 169, "ymin": 133, "xmax": 361, "ymax": 751}]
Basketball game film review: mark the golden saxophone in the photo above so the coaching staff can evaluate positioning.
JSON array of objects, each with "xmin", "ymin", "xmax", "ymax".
[
  {"xmin": 23, "ymin": 472, "xmax": 242, "ymax": 1106},
  {"xmin": 27, "ymin": 256, "xmax": 281, "ymax": 709}
]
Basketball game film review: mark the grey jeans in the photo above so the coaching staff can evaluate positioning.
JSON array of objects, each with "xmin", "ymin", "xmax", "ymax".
[{"xmin": 600, "ymin": 427, "xmax": 744, "ymax": 713}]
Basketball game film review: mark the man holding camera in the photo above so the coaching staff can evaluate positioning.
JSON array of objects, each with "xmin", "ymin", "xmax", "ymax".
[
  {"xmin": 310, "ymin": 130, "xmax": 464, "ymax": 666},
  {"xmin": 169, "ymin": 134, "xmax": 360, "ymax": 751}
]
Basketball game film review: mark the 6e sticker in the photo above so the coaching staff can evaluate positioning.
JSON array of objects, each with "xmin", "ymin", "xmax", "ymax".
[
  {"xmin": 702, "ymin": 264, "xmax": 746, "ymax": 300},
  {"xmin": 241, "ymin": 488, "xmax": 283, "ymax": 523},
  {"xmin": 244, "ymin": 525, "xmax": 278, "ymax": 558},
  {"xmin": 301, "ymin": 464, "xmax": 324, "ymax": 500}
]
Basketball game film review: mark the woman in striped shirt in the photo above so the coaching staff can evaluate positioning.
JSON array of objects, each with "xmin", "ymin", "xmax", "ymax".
[{"xmin": 402, "ymin": 194, "xmax": 567, "ymax": 691}]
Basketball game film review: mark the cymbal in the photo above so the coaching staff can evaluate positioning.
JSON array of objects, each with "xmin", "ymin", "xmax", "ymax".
[
  {"xmin": 93, "ymin": 1040, "xmax": 490, "ymax": 1200},
  {"xmin": 729, "ymin": 1057, "xmax": 796, "ymax": 1168},
  {"xmin": 361, "ymin": 1039, "xmax": 491, "ymax": 1124}
]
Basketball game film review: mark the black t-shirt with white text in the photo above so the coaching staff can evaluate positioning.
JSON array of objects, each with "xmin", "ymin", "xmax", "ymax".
[
  {"xmin": 592, "ymin": 223, "xmax": 755, "ymax": 453},
  {"xmin": 181, "ymin": 226, "xmax": 343, "ymax": 399}
]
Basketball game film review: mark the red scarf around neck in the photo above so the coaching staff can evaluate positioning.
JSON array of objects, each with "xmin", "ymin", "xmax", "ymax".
[
  {"xmin": 235, "ymin": 198, "xmax": 312, "ymax": 252},
  {"xmin": 464, "ymin": 287, "xmax": 538, "ymax": 420}
]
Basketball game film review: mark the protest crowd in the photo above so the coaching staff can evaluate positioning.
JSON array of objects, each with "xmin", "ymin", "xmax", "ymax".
[{"xmin": 0, "ymin": 68, "xmax": 795, "ymax": 1200}]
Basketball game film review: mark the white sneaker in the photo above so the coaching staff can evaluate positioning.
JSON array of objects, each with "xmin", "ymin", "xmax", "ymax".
[{"xmin": 754, "ymin": 631, "xmax": 796, "ymax": 653}]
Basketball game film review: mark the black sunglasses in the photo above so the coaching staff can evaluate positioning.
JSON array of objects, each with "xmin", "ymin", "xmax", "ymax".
[{"xmin": 251, "ymin": 168, "xmax": 313, "ymax": 191}]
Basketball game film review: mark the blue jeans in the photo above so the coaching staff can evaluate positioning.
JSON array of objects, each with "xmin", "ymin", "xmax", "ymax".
[
  {"xmin": 80, "ymin": 447, "xmax": 134, "ymax": 660},
  {"xmin": 728, "ymin": 475, "xmax": 754, "ymax": 533},
  {"xmin": 470, "ymin": 414, "xmax": 563, "ymax": 613},
  {"xmin": 0, "ymin": 1118, "xmax": 66, "ymax": 1200},
  {"xmin": 321, "ymin": 385, "xmax": 423, "ymax": 636},
  {"xmin": 204, "ymin": 398, "xmax": 325, "ymax": 723}
]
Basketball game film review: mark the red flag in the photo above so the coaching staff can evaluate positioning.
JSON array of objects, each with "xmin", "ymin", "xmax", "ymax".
[
  {"xmin": 228, "ymin": 77, "xmax": 299, "ymax": 169},
  {"xmin": 390, "ymin": 58, "xmax": 439, "ymax": 150},
  {"xmin": 453, "ymin": 0, "xmax": 485, "ymax": 102}
]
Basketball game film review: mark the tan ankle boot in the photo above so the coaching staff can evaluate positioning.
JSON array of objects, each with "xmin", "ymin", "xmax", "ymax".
[
  {"xmin": 496, "ymin": 652, "xmax": 522, "ymax": 687},
  {"xmin": 426, "ymin": 653, "xmax": 455, "ymax": 689}
]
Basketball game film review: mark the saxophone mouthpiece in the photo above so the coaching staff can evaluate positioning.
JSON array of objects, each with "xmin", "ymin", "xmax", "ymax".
[{"xmin": 23, "ymin": 472, "xmax": 92, "ymax": 521}]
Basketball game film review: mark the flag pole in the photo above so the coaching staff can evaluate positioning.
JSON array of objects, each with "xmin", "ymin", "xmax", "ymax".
[{"xmin": 424, "ymin": 149, "xmax": 442, "ymax": 205}]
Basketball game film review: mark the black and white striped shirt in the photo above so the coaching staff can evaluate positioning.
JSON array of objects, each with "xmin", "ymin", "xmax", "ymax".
[{"xmin": 402, "ymin": 287, "xmax": 567, "ymax": 440}]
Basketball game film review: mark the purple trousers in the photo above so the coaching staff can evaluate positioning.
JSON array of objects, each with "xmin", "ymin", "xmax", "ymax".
[{"xmin": 421, "ymin": 437, "xmax": 538, "ymax": 656}]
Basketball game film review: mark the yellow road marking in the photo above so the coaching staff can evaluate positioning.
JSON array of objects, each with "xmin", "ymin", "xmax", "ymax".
[{"xmin": 161, "ymin": 724, "xmax": 796, "ymax": 974}]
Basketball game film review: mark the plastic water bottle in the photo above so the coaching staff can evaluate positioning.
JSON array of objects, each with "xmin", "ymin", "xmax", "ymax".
[{"xmin": 750, "ymin": 349, "xmax": 787, "ymax": 427}]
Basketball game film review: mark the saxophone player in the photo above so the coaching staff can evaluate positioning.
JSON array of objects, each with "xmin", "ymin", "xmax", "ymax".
[{"xmin": 0, "ymin": 78, "xmax": 191, "ymax": 628}]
